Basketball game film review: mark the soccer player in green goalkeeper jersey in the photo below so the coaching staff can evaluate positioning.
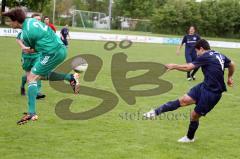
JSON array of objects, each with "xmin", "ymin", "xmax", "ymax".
[
  {"xmin": 3, "ymin": 8, "xmax": 80, "ymax": 125},
  {"xmin": 18, "ymin": 13, "xmax": 46, "ymax": 99}
]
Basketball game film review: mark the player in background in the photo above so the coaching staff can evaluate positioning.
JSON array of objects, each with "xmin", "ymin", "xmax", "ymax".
[
  {"xmin": 176, "ymin": 26, "xmax": 201, "ymax": 81},
  {"xmin": 31, "ymin": 13, "xmax": 41, "ymax": 21},
  {"xmin": 144, "ymin": 39, "xmax": 235, "ymax": 143},
  {"xmin": 44, "ymin": 16, "xmax": 57, "ymax": 33},
  {"xmin": 3, "ymin": 8, "xmax": 80, "ymax": 125},
  {"xmin": 19, "ymin": 13, "xmax": 45, "ymax": 99},
  {"xmin": 60, "ymin": 24, "xmax": 70, "ymax": 47}
]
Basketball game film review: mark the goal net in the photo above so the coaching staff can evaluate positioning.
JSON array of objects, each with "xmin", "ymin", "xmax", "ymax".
[{"xmin": 72, "ymin": 10, "xmax": 109, "ymax": 29}]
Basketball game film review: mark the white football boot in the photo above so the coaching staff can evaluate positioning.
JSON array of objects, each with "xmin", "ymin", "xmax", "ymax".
[
  {"xmin": 187, "ymin": 77, "xmax": 192, "ymax": 81},
  {"xmin": 177, "ymin": 136, "xmax": 195, "ymax": 143},
  {"xmin": 143, "ymin": 109, "xmax": 156, "ymax": 119}
]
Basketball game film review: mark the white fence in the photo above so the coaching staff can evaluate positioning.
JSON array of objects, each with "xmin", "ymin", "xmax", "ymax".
[{"xmin": 1, "ymin": 28, "xmax": 240, "ymax": 49}]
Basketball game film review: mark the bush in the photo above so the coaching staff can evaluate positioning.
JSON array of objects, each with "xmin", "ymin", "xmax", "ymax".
[{"xmin": 151, "ymin": 0, "xmax": 240, "ymax": 38}]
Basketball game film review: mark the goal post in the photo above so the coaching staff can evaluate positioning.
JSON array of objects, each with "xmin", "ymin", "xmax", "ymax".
[{"xmin": 72, "ymin": 10, "xmax": 108, "ymax": 29}]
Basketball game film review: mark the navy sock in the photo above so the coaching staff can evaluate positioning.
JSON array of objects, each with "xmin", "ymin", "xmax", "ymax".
[
  {"xmin": 187, "ymin": 120, "xmax": 199, "ymax": 139},
  {"xmin": 21, "ymin": 75, "xmax": 27, "ymax": 88},
  {"xmin": 187, "ymin": 72, "xmax": 191, "ymax": 78},
  {"xmin": 154, "ymin": 99, "xmax": 180, "ymax": 115},
  {"xmin": 191, "ymin": 67, "xmax": 199, "ymax": 77}
]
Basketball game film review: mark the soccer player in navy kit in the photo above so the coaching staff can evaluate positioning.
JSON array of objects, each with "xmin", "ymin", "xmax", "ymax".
[
  {"xmin": 144, "ymin": 39, "xmax": 235, "ymax": 143},
  {"xmin": 60, "ymin": 25, "xmax": 70, "ymax": 47},
  {"xmin": 177, "ymin": 26, "xmax": 201, "ymax": 80}
]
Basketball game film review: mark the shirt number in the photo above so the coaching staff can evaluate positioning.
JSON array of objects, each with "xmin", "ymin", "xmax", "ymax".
[
  {"xmin": 216, "ymin": 54, "xmax": 224, "ymax": 71},
  {"xmin": 33, "ymin": 21, "xmax": 48, "ymax": 31},
  {"xmin": 41, "ymin": 56, "xmax": 50, "ymax": 65}
]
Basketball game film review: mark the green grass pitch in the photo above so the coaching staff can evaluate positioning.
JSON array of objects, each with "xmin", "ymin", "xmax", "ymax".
[{"xmin": 0, "ymin": 37, "xmax": 239, "ymax": 159}]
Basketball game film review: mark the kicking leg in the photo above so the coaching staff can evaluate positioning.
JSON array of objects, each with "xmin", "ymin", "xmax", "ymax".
[
  {"xmin": 41, "ymin": 71, "xmax": 80, "ymax": 94},
  {"xmin": 144, "ymin": 94, "xmax": 196, "ymax": 118}
]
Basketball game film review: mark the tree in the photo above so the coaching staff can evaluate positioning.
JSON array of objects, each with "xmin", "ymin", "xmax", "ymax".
[
  {"xmin": 55, "ymin": 0, "xmax": 73, "ymax": 25},
  {"xmin": 85, "ymin": 0, "xmax": 109, "ymax": 13},
  {"xmin": 72, "ymin": 0, "xmax": 88, "ymax": 10},
  {"xmin": 114, "ymin": 0, "xmax": 155, "ymax": 18},
  {"xmin": 6, "ymin": 0, "xmax": 50, "ymax": 12},
  {"xmin": 1, "ymin": 0, "xmax": 7, "ymax": 25},
  {"xmin": 155, "ymin": 0, "xmax": 168, "ymax": 8}
]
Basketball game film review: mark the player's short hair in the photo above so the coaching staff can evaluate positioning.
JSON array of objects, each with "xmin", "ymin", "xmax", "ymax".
[
  {"xmin": 187, "ymin": 25, "xmax": 197, "ymax": 33},
  {"xmin": 31, "ymin": 13, "xmax": 41, "ymax": 18},
  {"xmin": 2, "ymin": 8, "xmax": 26, "ymax": 24},
  {"xmin": 195, "ymin": 39, "xmax": 211, "ymax": 50},
  {"xmin": 44, "ymin": 16, "xmax": 49, "ymax": 20}
]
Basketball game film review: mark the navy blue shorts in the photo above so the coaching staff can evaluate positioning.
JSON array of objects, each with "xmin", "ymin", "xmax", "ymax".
[
  {"xmin": 185, "ymin": 48, "xmax": 197, "ymax": 63},
  {"xmin": 187, "ymin": 83, "xmax": 222, "ymax": 116}
]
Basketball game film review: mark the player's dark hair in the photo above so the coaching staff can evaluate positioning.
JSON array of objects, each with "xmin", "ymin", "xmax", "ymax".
[
  {"xmin": 195, "ymin": 39, "xmax": 211, "ymax": 50},
  {"xmin": 187, "ymin": 25, "xmax": 197, "ymax": 34},
  {"xmin": 31, "ymin": 13, "xmax": 41, "ymax": 18},
  {"xmin": 44, "ymin": 16, "xmax": 49, "ymax": 20},
  {"xmin": 2, "ymin": 8, "xmax": 26, "ymax": 24}
]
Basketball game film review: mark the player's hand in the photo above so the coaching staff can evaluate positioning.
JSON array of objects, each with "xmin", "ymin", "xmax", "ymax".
[
  {"xmin": 165, "ymin": 64, "xmax": 177, "ymax": 71},
  {"xmin": 227, "ymin": 77, "xmax": 234, "ymax": 87},
  {"xmin": 22, "ymin": 46, "xmax": 30, "ymax": 50},
  {"xmin": 22, "ymin": 46, "xmax": 31, "ymax": 53},
  {"xmin": 23, "ymin": 48, "xmax": 35, "ymax": 53}
]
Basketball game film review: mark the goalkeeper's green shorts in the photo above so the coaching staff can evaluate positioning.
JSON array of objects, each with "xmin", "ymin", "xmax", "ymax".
[
  {"xmin": 21, "ymin": 54, "xmax": 40, "ymax": 72},
  {"xmin": 31, "ymin": 46, "xmax": 67, "ymax": 76}
]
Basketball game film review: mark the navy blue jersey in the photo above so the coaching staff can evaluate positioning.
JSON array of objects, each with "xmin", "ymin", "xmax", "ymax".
[
  {"xmin": 182, "ymin": 34, "xmax": 201, "ymax": 48},
  {"xmin": 61, "ymin": 28, "xmax": 69, "ymax": 39},
  {"xmin": 192, "ymin": 50, "xmax": 231, "ymax": 93}
]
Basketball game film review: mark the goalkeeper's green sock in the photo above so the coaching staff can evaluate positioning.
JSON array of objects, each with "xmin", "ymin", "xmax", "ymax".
[
  {"xmin": 47, "ymin": 72, "xmax": 72, "ymax": 82},
  {"xmin": 37, "ymin": 80, "xmax": 42, "ymax": 93},
  {"xmin": 28, "ymin": 82, "xmax": 38, "ymax": 115},
  {"xmin": 21, "ymin": 75, "xmax": 27, "ymax": 88}
]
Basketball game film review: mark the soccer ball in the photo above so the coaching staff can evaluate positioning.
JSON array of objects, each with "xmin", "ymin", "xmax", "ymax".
[
  {"xmin": 73, "ymin": 63, "xmax": 88, "ymax": 73},
  {"xmin": 71, "ymin": 57, "xmax": 88, "ymax": 73}
]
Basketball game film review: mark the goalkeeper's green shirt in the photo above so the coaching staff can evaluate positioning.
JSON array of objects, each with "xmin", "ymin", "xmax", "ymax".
[
  {"xmin": 21, "ymin": 18, "xmax": 64, "ymax": 55},
  {"xmin": 17, "ymin": 32, "xmax": 39, "ymax": 59}
]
